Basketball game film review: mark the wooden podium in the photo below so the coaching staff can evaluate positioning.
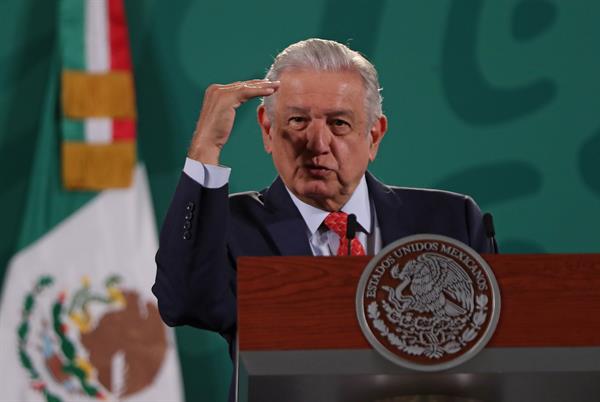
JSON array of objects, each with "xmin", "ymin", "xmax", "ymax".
[{"xmin": 237, "ymin": 255, "xmax": 600, "ymax": 402}]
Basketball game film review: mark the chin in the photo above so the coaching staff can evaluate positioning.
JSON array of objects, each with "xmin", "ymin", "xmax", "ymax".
[{"xmin": 297, "ymin": 181, "xmax": 335, "ymax": 199}]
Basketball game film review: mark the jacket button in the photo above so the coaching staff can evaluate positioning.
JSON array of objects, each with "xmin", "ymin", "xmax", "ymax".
[
  {"xmin": 183, "ymin": 221, "xmax": 191, "ymax": 230},
  {"xmin": 183, "ymin": 231, "xmax": 191, "ymax": 240},
  {"xmin": 186, "ymin": 201, "xmax": 195, "ymax": 212},
  {"xmin": 184, "ymin": 212, "xmax": 193, "ymax": 221}
]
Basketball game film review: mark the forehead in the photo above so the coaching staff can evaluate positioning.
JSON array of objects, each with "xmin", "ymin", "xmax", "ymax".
[{"xmin": 274, "ymin": 69, "xmax": 365, "ymax": 114}]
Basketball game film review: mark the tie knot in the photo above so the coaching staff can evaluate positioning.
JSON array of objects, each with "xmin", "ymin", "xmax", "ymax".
[{"xmin": 323, "ymin": 211, "xmax": 349, "ymax": 238}]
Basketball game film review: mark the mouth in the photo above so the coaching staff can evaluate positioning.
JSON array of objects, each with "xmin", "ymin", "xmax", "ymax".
[{"xmin": 304, "ymin": 163, "xmax": 332, "ymax": 178}]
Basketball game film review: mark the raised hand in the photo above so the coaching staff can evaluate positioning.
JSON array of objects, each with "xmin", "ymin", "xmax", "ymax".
[{"xmin": 188, "ymin": 79, "xmax": 280, "ymax": 165}]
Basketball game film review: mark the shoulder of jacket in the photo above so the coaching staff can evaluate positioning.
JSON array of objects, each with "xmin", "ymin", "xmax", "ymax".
[
  {"xmin": 387, "ymin": 185, "xmax": 471, "ymax": 201},
  {"xmin": 229, "ymin": 190, "xmax": 264, "ymax": 204}
]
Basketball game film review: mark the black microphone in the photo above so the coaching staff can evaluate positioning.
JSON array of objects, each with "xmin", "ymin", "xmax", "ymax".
[
  {"xmin": 346, "ymin": 213, "xmax": 358, "ymax": 256},
  {"xmin": 482, "ymin": 212, "xmax": 499, "ymax": 254}
]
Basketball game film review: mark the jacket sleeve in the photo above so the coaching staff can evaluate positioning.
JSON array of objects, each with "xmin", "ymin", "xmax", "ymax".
[{"xmin": 152, "ymin": 172, "xmax": 237, "ymax": 336}]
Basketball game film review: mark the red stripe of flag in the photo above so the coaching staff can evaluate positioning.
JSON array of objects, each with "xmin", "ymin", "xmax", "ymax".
[
  {"xmin": 113, "ymin": 119, "xmax": 136, "ymax": 140},
  {"xmin": 109, "ymin": 0, "xmax": 135, "ymax": 142},
  {"xmin": 108, "ymin": 0, "xmax": 132, "ymax": 70}
]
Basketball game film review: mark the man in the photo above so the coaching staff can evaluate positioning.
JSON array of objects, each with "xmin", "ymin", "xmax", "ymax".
[{"xmin": 152, "ymin": 38, "xmax": 491, "ymax": 393}]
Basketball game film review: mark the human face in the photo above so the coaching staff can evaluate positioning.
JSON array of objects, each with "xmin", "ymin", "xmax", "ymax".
[{"xmin": 258, "ymin": 69, "xmax": 387, "ymax": 211}]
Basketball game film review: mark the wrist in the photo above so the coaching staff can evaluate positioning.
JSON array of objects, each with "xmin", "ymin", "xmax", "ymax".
[{"xmin": 188, "ymin": 138, "xmax": 222, "ymax": 165}]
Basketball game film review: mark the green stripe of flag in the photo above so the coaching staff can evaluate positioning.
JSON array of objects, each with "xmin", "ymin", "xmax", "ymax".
[
  {"xmin": 17, "ymin": 53, "xmax": 94, "ymax": 251},
  {"xmin": 59, "ymin": 0, "xmax": 86, "ymax": 70},
  {"xmin": 62, "ymin": 118, "xmax": 85, "ymax": 141}
]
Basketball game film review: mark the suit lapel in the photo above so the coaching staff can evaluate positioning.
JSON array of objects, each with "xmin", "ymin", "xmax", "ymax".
[
  {"xmin": 262, "ymin": 177, "xmax": 313, "ymax": 256},
  {"xmin": 366, "ymin": 172, "xmax": 414, "ymax": 247},
  {"xmin": 262, "ymin": 173, "xmax": 411, "ymax": 254}
]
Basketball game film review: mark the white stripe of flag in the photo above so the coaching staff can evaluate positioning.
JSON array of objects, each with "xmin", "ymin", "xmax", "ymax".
[{"xmin": 84, "ymin": 0, "xmax": 113, "ymax": 143}]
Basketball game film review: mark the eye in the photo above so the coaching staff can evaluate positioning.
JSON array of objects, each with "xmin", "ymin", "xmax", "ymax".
[
  {"xmin": 288, "ymin": 116, "xmax": 308, "ymax": 130},
  {"xmin": 329, "ymin": 118, "xmax": 351, "ymax": 135}
]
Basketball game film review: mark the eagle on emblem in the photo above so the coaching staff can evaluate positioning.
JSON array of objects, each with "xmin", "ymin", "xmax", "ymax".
[{"xmin": 388, "ymin": 253, "xmax": 474, "ymax": 318}]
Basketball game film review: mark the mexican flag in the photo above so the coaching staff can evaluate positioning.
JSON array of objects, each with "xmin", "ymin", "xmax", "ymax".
[{"xmin": 0, "ymin": 1, "xmax": 183, "ymax": 401}]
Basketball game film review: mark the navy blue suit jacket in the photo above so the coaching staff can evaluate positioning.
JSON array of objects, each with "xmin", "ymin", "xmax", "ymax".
[{"xmin": 153, "ymin": 171, "xmax": 491, "ymax": 347}]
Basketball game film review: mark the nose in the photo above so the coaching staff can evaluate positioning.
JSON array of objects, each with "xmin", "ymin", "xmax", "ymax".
[{"xmin": 306, "ymin": 119, "xmax": 331, "ymax": 155}]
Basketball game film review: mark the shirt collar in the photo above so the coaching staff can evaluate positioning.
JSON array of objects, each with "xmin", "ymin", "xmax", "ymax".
[{"xmin": 285, "ymin": 175, "xmax": 372, "ymax": 235}]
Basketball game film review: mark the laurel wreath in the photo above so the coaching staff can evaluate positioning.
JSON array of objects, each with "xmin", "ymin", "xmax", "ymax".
[
  {"xmin": 17, "ymin": 275, "xmax": 106, "ymax": 402},
  {"xmin": 17, "ymin": 276, "xmax": 61, "ymax": 402},
  {"xmin": 52, "ymin": 292, "xmax": 104, "ymax": 399},
  {"xmin": 367, "ymin": 294, "xmax": 489, "ymax": 359}
]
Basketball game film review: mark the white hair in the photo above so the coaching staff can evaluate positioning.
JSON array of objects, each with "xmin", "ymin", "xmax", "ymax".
[{"xmin": 262, "ymin": 38, "xmax": 383, "ymax": 127}]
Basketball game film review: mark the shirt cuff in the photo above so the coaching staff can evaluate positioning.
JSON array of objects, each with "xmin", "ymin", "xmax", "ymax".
[{"xmin": 183, "ymin": 157, "xmax": 231, "ymax": 188}]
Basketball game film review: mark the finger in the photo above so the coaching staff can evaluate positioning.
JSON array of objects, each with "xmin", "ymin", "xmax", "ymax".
[
  {"xmin": 243, "ymin": 78, "xmax": 272, "ymax": 84},
  {"xmin": 235, "ymin": 83, "xmax": 279, "ymax": 102},
  {"xmin": 204, "ymin": 80, "xmax": 278, "ymax": 102},
  {"xmin": 243, "ymin": 80, "xmax": 281, "ymax": 87},
  {"xmin": 229, "ymin": 80, "xmax": 280, "ymax": 91},
  {"xmin": 217, "ymin": 80, "xmax": 279, "ymax": 101},
  {"xmin": 221, "ymin": 79, "xmax": 275, "ymax": 90}
]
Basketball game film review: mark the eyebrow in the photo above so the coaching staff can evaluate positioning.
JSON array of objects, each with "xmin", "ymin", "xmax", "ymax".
[{"xmin": 284, "ymin": 106, "xmax": 355, "ymax": 118}]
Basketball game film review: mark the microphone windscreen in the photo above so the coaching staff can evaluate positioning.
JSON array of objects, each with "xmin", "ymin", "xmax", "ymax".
[
  {"xmin": 346, "ymin": 213, "xmax": 357, "ymax": 239},
  {"xmin": 483, "ymin": 213, "xmax": 496, "ymax": 237}
]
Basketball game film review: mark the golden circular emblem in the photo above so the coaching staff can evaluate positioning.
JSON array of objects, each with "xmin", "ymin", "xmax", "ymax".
[{"xmin": 356, "ymin": 234, "xmax": 501, "ymax": 371}]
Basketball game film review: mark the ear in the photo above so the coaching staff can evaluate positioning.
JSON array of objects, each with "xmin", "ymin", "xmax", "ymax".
[
  {"xmin": 257, "ymin": 105, "xmax": 273, "ymax": 154},
  {"xmin": 368, "ymin": 114, "xmax": 388, "ymax": 161}
]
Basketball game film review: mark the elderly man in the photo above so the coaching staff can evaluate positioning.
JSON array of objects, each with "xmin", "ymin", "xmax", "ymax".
[{"xmin": 152, "ymin": 38, "xmax": 491, "ymax": 382}]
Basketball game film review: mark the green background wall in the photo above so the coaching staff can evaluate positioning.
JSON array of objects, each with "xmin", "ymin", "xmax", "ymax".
[{"xmin": 1, "ymin": 1, "xmax": 598, "ymax": 400}]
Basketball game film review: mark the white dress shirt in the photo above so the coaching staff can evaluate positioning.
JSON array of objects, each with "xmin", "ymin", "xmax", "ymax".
[{"xmin": 183, "ymin": 157, "xmax": 382, "ymax": 256}]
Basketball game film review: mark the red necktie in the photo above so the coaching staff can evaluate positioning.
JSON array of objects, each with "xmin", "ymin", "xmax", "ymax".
[{"xmin": 323, "ymin": 212, "xmax": 366, "ymax": 256}]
